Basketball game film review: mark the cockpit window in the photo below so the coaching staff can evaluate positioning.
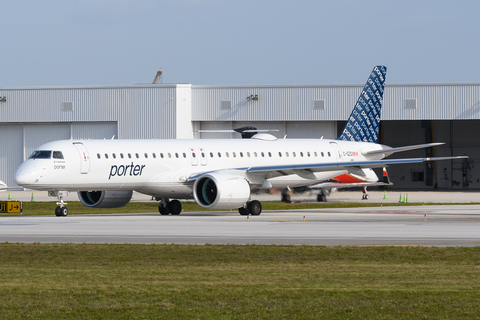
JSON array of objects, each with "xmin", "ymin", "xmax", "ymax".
[
  {"xmin": 53, "ymin": 151, "xmax": 64, "ymax": 159},
  {"xmin": 29, "ymin": 150, "xmax": 52, "ymax": 159}
]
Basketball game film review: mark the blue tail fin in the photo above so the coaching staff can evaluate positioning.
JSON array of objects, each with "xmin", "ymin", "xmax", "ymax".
[{"xmin": 337, "ymin": 65, "xmax": 387, "ymax": 143}]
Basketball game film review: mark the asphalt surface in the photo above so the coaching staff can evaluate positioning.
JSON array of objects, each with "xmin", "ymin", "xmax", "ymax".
[{"xmin": 1, "ymin": 204, "xmax": 479, "ymax": 246}]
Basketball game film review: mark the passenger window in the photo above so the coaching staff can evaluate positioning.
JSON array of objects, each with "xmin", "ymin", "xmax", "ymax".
[
  {"xmin": 201, "ymin": 152, "xmax": 205, "ymax": 158},
  {"xmin": 328, "ymin": 152, "xmax": 331, "ymax": 157},
  {"xmin": 168, "ymin": 153, "xmax": 172, "ymax": 158},
  {"xmin": 261, "ymin": 152, "xmax": 264, "ymax": 157},
  {"xmin": 278, "ymin": 152, "xmax": 282, "ymax": 157},
  {"xmin": 268, "ymin": 152, "xmax": 272, "ymax": 157},
  {"xmin": 254, "ymin": 152, "xmax": 257, "ymax": 157},
  {"xmin": 218, "ymin": 152, "xmax": 221, "ymax": 158},
  {"xmin": 53, "ymin": 151, "xmax": 64, "ymax": 159},
  {"xmin": 153, "ymin": 153, "xmax": 156, "ymax": 158},
  {"xmin": 240, "ymin": 152, "xmax": 243, "ymax": 157},
  {"xmin": 97, "ymin": 154, "xmax": 101, "ymax": 159},
  {"xmin": 286, "ymin": 152, "xmax": 289, "ymax": 157},
  {"xmin": 226, "ymin": 152, "xmax": 229, "ymax": 157},
  {"xmin": 314, "ymin": 152, "xmax": 317, "ymax": 157},
  {"xmin": 120, "ymin": 153, "xmax": 124, "ymax": 159},
  {"xmin": 160, "ymin": 153, "xmax": 164, "ymax": 158},
  {"xmin": 247, "ymin": 152, "xmax": 250, "ymax": 157},
  {"xmin": 175, "ymin": 153, "xmax": 179, "ymax": 158},
  {"xmin": 105, "ymin": 153, "xmax": 109, "ymax": 159},
  {"xmin": 192, "ymin": 153, "xmax": 196, "ymax": 158},
  {"xmin": 183, "ymin": 153, "xmax": 187, "ymax": 158},
  {"xmin": 210, "ymin": 152, "xmax": 213, "ymax": 157},
  {"xmin": 307, "ymin": 152, "xmax": 310, "ymax": 157},
  {"xmin": 112, "ymin": 154, "xmax": 116, "ymax": 159},
  {"xmin": 300, "ymin": 152, "xmax": 304, "ymax": 157},
  {"xmin": 136, "ymin": 153, "xmax": 139, "ymax": 159},
  {"xmin": 321, "ymin": 152, "xmax": 324, "ymax": 157},
  {"xmin": 233, "ymin": 152, "xmax": 236, "ymax": 157},
  {"xmin": 144, "ymin": 153, "xmax": 148, "ymax": 158},
  {"xmin": 293, "ymin": 152, "xmax": 296, "ymax": 157},
  {"xmin": 128, "ymin": 153, "xmax": 132, "ymax": 159}
]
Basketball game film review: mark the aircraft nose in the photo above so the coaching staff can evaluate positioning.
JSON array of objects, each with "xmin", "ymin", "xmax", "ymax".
[
  {"xmin": 14, "ymin": 168, "xmax": 30, "ymax": 186},
  {"xmin": 13, "ymin": 164, "xmax": 38, "ymax": 187}
]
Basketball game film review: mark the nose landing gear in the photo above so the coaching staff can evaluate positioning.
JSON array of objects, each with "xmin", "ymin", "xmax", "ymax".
[{"xmin": 49, "ymin": 190, "xmax": 68, "ymax": 217}]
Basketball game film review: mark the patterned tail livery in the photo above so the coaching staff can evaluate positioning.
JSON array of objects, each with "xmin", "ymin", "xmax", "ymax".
[{"xmin": 337, "ymin": 65, "xmax": 387, "ymax": 143}]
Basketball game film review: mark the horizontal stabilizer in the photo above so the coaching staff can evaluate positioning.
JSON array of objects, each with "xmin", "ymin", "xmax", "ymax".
[{"xmin": 363, "ymin": 142, "xmax": 445, "ymax": 156}]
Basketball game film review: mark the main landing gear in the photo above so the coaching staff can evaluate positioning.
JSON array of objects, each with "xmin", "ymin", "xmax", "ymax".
[
  {"xmin": 158, "ymin": 198, "xmax": 182, "ymax": 215},
  {"xmin": 361, "ymin": 187, "xmax": 369, "ymax": 200},
  {"xmin": 238, "ymin": 200, "xmax": 262, "ymax": 216},
  {"xmin": 51, "ymin": 190, "xmax": 68, "ymax": 217}
]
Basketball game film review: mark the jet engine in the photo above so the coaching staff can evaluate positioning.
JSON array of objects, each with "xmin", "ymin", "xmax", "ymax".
[
  {"xmin": 78, "ymin": 190, "xmax": 133, "ymax": 208},
  {"xmin": 193, "ymin": 173, "xmax": 250, "ymax": 209}
]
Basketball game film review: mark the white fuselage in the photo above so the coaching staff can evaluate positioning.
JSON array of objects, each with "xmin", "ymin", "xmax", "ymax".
[{"xmin": 14, "ymin": 136, "xmax": 383, "ymax": 199}]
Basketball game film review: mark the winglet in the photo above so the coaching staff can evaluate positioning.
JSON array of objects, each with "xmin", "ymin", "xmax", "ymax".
[{"xmin": 337, "ymin": 65, "xmax": 387, "ymax": 143}]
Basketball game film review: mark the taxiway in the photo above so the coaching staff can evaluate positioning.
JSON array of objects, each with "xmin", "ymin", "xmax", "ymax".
[{"xmin": 1, "ymin": 205, "xmax": 479, "ymax": 246}]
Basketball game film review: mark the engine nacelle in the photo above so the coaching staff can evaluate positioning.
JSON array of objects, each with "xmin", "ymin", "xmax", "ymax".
[
  {"xmin": 78, "ymin": 190, "xmax": 133, "ymax": 208},
  {"xmin": 193, "ymin": 173, "xmax": 251, "ymax": 209}
]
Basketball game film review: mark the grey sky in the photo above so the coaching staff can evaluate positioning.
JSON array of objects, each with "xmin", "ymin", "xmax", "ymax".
[{"xmin": 1, "ymin": 0, "xmax": 478, "ymax": 87}]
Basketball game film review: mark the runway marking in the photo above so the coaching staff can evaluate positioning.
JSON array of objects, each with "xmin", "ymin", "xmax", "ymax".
[{"xmin": 273, "ymin": 220, "xmax": 304, "ymax": 223}]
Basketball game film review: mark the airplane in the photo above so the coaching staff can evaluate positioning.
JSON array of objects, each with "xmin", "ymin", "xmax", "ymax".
[
  {"xmin": 280, "ymin": 167, "xmax": 391, "ymax": 202},
  {"xmin": 0, "ymin": 180, "xmax": 7, "ymax": 190},
  {"xmin": 13, "ymin": 65, "xmax": 467, "ymax": 217}
]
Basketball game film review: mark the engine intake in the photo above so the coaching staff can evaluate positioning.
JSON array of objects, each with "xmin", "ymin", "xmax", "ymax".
[
  {"xmin": 78, "ymin": 190, "xmax": 133, "ymax": 208},
  {"xmin": 193, "ymin": 173, "xmax": 250, "ymax": 209}
]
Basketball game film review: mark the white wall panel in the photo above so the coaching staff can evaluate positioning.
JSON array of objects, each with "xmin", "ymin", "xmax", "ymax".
[
  {"xmin": 24, "ymin": 123, "xmax": 71, "ymax": 159},
  {"xmin": 286, "ymin": 121, "xmax": 336, "ymax": 139},
  {"xmin": 72, "ymin": 122, "xmax": 118, "ymax": 140},
  {"xmin": 0, "ymin": 124, "xmax": 24, "ymax": 188}
]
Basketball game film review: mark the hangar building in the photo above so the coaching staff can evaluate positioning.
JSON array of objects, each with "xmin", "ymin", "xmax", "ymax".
[{"xmin": 0, "ymin": 82, "xmax": 478, "ymax": 190}]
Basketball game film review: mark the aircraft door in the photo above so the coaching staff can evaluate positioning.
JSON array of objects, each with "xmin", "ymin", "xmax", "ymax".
[
  {"xmin": 73, "ymin": 142, "xmax": 91, "ymax": 174},
  {"xmin": 190, "ymin": 148, "xmax": 198, "ymax": 166},
  {"xmin": 329, "ymin": 142, "xmax": 343, "ymax": 162},
  {"xmin": 199, "ymin": 148, "xmax": 207, "ymax": 166}
]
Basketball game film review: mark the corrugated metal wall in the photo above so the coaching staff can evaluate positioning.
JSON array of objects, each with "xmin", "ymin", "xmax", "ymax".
[
  {"xmin": 0, "ymin": 85, "xmax": 178, "ymax": 139},
  {"xmin": 192, "ymin": 84, "xmax": 480, "ymax": 122},
  {"xmin": 2, "ymin": 82, "xmax": 480, "ymax": 190}
]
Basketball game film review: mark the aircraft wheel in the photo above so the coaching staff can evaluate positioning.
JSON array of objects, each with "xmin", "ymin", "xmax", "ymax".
[
  {"xmin": 158, "ymin": 204, "xmax": 170, "ymax": 215},
  {"xmin": 281, "ymin": 193, "xmax": 291, "ymax": 203},
  {"xmin": 248, "ymin": 200, "xmax": 262, "ymax": 216},
  {"xmin": 60, "ymin": 207, "xmax": 68, "ymax": 217},
  {"xmin": 55, "ymin": 207, "xmax": 61, "ymax": 217},
  {"xmin": 362, "ymin": 194, "xmax": 369, "ymax": 200},
  {"xmin": 317, "ymin": 194, "xmax": 327, "ymax": 202},
  {"xmin": 168, "ymin": 200, "xmax": 182, "ymax": 215},
  {"xmin": 238, "ymin": 207, "xmax": 249, "ymax": 215}
]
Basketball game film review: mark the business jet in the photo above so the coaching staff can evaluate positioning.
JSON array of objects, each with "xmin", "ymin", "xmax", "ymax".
[
  {"xmin": 280, "ymin": 167, "xmax": 391, "ymax": 203},
  {"xmin": 13, "ymin": 66, "xmax": 467, "ymax": 216}
]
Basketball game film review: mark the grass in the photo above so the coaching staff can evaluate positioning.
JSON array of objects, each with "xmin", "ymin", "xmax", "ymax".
[
  {"xmin": 0, "ymin": 244, "xmax": 479, "ymax": 319},
  {"xmin": 1, "ymin": 200, "xmax": 479, "ymax": 216}
]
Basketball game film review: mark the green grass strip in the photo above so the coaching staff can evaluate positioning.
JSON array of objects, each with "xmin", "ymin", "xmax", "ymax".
[{"xmin": 0, "ymin": 244, "xmax": 479, "ymax": 319}]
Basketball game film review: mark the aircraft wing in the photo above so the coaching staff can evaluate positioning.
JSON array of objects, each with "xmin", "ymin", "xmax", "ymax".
[
  {"xmin": 247, "ymin": 156, "xmax": 468, "ymax": 174},
  {"xmin": 0, "ymin": 180, "xmax": 23, "ymax": 191},
  {"xmin": 308, "ymin": 181, "xmax": 392, "ymax": 190}
]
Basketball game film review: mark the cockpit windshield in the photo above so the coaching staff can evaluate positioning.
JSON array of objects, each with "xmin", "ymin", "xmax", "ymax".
[{"xmin": 29, "ymin": 150, "xmax": 52, "ymax": 159}]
